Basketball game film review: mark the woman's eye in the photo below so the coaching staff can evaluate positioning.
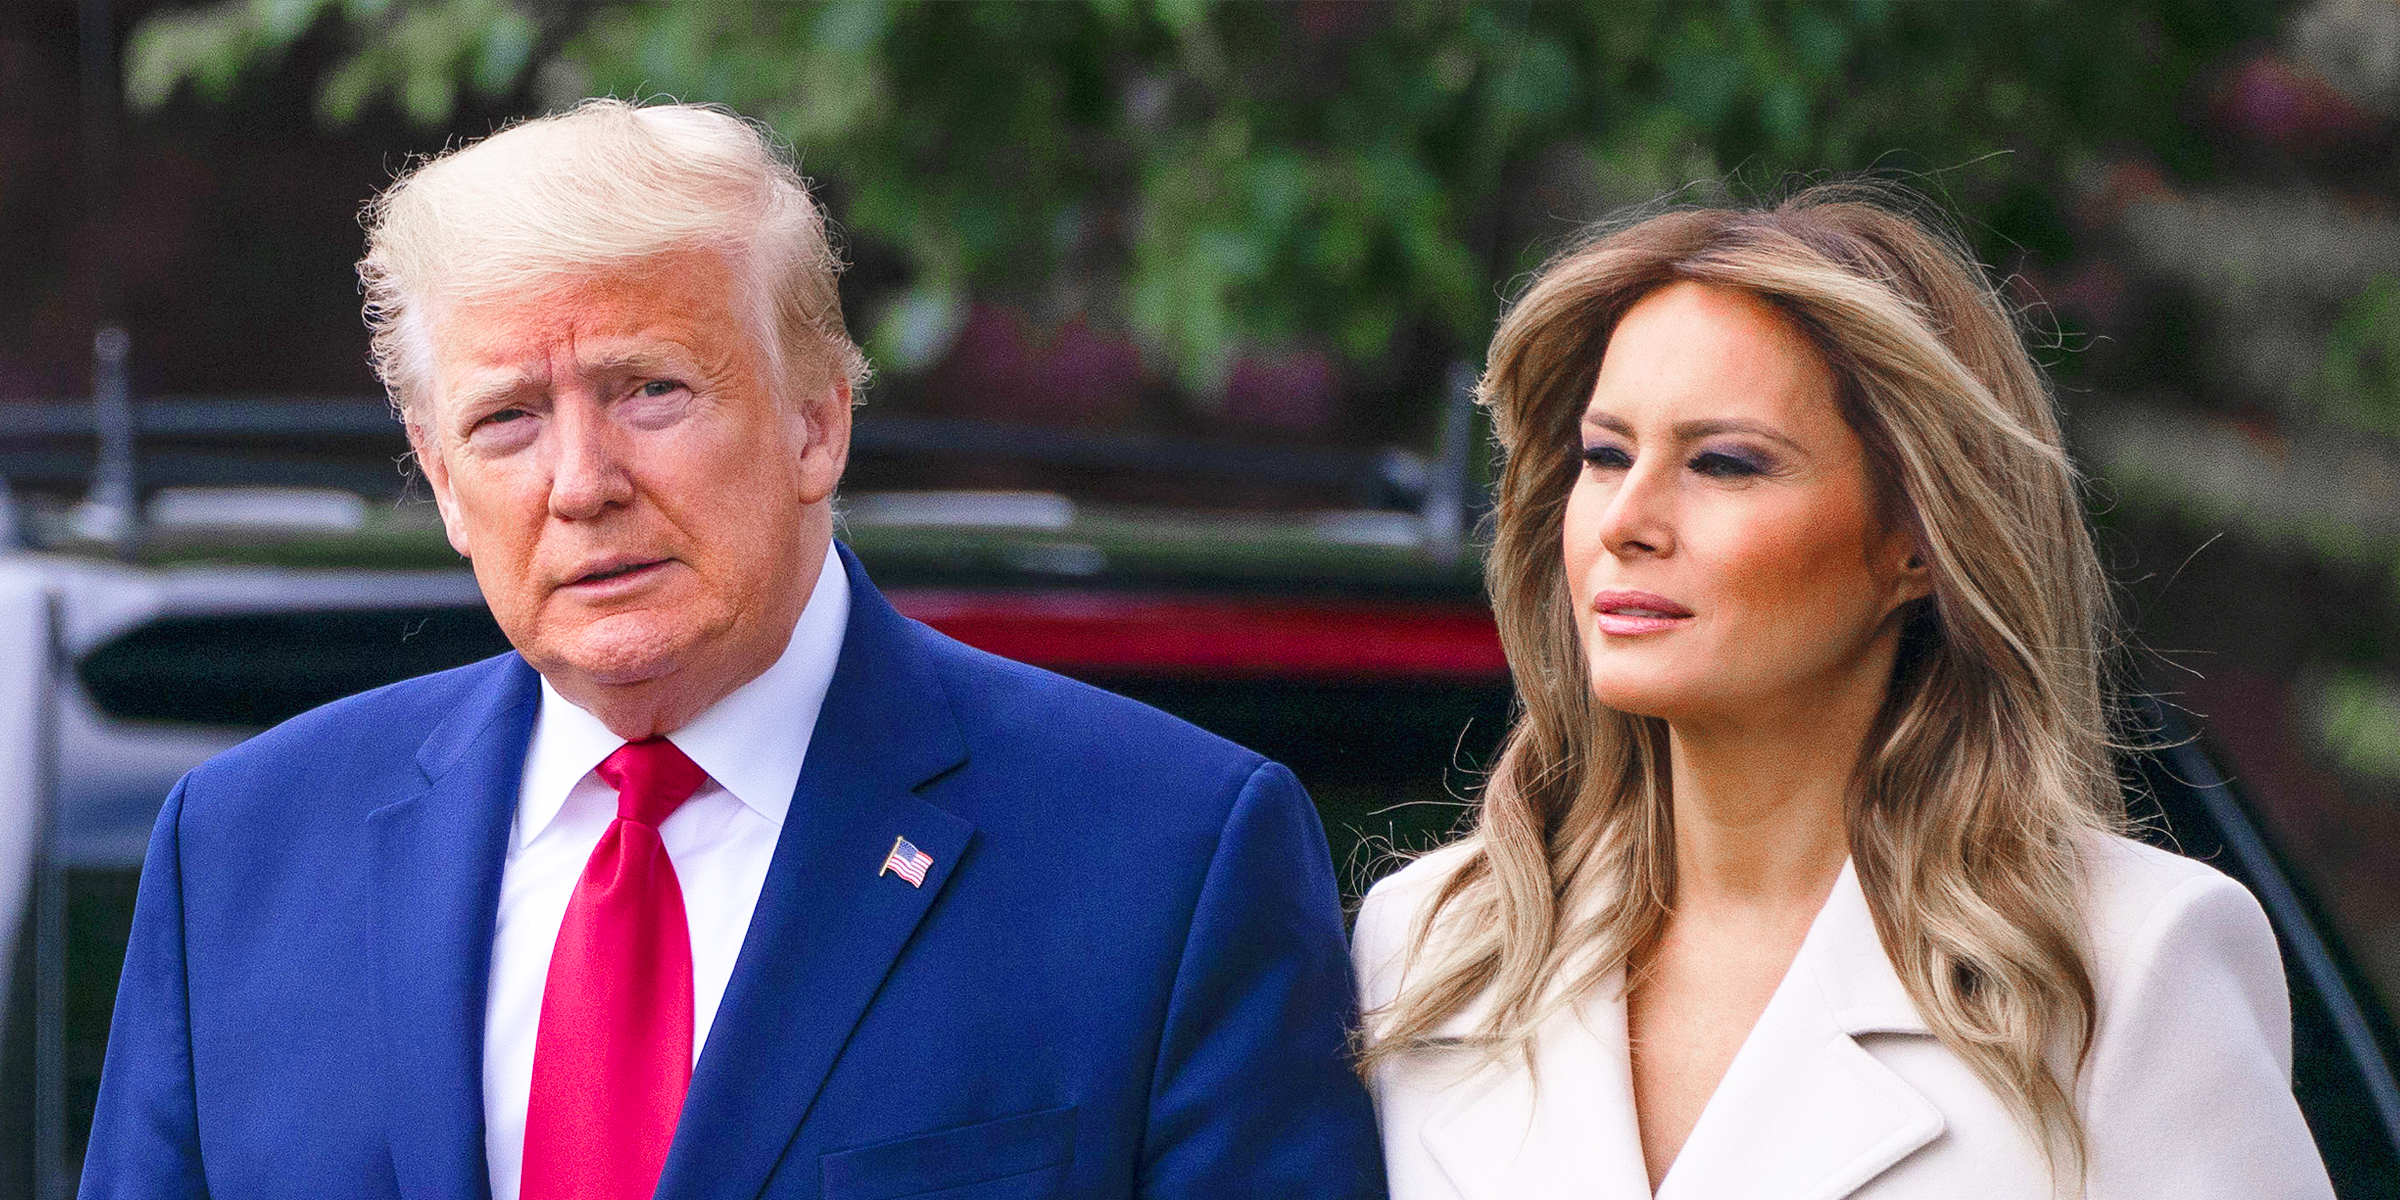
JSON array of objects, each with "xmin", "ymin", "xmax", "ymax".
[
  {"xmin": 1581, "ymin": 445, "xmax": 1632, "ymax": 469},
  {"xmin": 1690, "ymin": 449, "xmax": 1765, "ymax": 478}
]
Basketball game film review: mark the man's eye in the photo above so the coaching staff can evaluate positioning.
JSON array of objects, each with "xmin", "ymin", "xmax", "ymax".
[
  {"xmin": 1581, "ymin": 445, "xmax": 1632, "ymax": 469},
  {"xmin": 638, "ymin": 379, "xmax": 683, "ymax": 398},
  {"xmin": 479, "ymin": 408, "xmax": 529, "ymax": 426},
  {"xmin": 1690, "ymin": 450, "xmax": 1765, "ymax": 478}
]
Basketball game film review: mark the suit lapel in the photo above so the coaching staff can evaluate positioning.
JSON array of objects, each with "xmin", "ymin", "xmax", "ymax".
[
  {"xmin": 1421, "ymin": 865, "xmax": 1944, "ymax": 1200},
  {"xmin": 1655, "ymin": 863, "xmax": 1943, "ymax": 1200},
  {"xmin": 657, "ymin": 546, "xmax": 975, "ymax": 1200},
  {"xmin": 1419, "ymin": 973, "xmax": 1653, "ymax": 1200},
  {"xmin": 369, "ymin": 655, "xmax": 541, "ymax": 1200}
]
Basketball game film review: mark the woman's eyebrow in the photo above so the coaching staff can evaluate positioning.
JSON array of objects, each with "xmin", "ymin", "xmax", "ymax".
[
  {"xmin": 1579, "ymin": 411, "xmax": 1808, "ymax": 456},
  {"xmin": 1671, "ymin": 417, "xmax": 1808, "ymax": 455},
  {"xmin": 1581, "ymin": 411, "xmax": 1633, "ymax": 437}
]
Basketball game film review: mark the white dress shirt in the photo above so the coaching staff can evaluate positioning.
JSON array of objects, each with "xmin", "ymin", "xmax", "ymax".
[{"xmin": 482, "ymin": 547, "xmax": 849, "ymax": 1200}]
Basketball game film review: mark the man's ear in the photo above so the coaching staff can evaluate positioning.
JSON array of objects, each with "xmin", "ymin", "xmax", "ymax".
[
  {"xmin": 795, "ymin": 375, "xmax": 852, "ymax": 505},
  {"xmin": 408, "ymin": 419, "xmax": 474, "ymax": 559}
]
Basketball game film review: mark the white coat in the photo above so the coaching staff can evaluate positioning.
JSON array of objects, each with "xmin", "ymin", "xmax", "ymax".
[{"xmin": 1352, "ymin": 836, "xmax": 2336, "ymax": 1199}]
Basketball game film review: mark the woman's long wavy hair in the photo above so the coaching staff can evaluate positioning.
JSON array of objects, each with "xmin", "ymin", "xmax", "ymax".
[{"xmin": 1363, "ymin": 184, "xmax": 2124, "ymax": 1183}]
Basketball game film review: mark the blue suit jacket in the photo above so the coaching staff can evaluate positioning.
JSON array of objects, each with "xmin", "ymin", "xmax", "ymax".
[{"xmin": 81, "ymin": 545, "xmax": 1385, "ymax": 1199}]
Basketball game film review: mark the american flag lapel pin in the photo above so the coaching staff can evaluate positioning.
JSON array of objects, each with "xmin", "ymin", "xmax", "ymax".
[{"xmin": 879, "ymin": 835, "xmax": 934, "ymax": 888}]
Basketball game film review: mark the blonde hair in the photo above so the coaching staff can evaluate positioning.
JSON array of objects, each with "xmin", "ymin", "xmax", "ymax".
[
  {"xmin": 1365, "ymin": 184, "xmax": 2123, "ymax": 1182},
  {"xmin": 358, "ymin": 98, "xmax": 867, "ymax": 421}
]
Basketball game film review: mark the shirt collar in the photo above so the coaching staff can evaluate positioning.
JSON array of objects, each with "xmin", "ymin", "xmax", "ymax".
[{"xmin": 515, "ymin": 544, "xmax": 850, "ymax": 844}]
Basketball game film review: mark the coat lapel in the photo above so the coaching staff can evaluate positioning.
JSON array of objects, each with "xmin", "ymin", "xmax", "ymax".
[
  {"xmin": 1655, "ymin": 863, "xmax": 1944, "ymax": 1200},
  {"xmin": 368, "ymin": 655, "xmax": 541, "ymax": 1200},
  {"xmin": 1419, "ymin": 974, "xmax": 1654, "ymax": 1200},
  {"xmin": 657, "ymin": 546, "xmax": 975, "ymax": 1200},
  {"xmin": 1419, "ymin": 864, "xmax": 1943, "ymax": 1200}
]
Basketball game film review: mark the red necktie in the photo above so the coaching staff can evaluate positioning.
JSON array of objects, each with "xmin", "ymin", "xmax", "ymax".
[{"xmin": 521, "ymin": 738, "xmax": 708, "ymax": 1200}]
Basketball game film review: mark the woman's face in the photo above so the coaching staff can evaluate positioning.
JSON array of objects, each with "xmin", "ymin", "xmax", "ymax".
[{"xmin": 1561, "ymin": 281, "xmax": 1927, "ymax": 730}]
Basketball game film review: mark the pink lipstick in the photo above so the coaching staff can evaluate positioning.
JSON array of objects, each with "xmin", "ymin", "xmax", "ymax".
[{"xmin": 1590, "ymin": 588, "xmax": 1692, "ymax": 636}]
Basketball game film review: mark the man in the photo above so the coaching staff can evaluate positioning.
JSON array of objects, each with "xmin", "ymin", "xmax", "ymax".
[{"xmin": 81, "ymin": 100, "xmax": 1383, "ymax": 1200}]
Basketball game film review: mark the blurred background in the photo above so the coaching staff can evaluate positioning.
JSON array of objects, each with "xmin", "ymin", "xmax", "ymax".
[{"xmin": 3, "ymin": 0, "xmax": 2399, "ymax": 1191}]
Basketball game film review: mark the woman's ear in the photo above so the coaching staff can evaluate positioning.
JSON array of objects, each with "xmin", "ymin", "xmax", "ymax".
[
  {"xmin": 1875, "ymin": 515, "xmax": 1933, "ymax": 615},
  {"xmin": 1891, "ymin": 543, "xmax": 1934, "ymax": 610}
]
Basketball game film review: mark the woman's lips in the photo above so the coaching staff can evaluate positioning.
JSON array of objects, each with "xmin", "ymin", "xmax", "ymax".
[{"xmin": 1590, "ymin": 589, "xmax": 1691, "ymax": 636}]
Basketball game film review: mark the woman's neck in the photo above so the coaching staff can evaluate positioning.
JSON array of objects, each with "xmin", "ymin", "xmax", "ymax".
[
  {"xmin": 1663, "ymin": 725, "xmax": 1854, "ymax": 912},
  {"xmin": 1659, "ymin": 642, "xmax": 1897, "ymax": 913}
]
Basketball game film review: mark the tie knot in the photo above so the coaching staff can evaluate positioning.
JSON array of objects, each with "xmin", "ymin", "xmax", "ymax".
[{"xmin": 597, "ymin": 738, "xmax": 708, "ymax": 827}]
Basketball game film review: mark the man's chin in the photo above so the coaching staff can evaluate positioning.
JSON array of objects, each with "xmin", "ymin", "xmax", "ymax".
[
  {"xmin": 516, "ymin": 609, "xmax": 793, "ymax": 733},
  {"xmin": 520, "ymin": 621, "xmax": 697, "ymax": 692}
]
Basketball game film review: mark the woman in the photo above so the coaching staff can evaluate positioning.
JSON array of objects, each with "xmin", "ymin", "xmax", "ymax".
[{"xmin": 1351, "ymin": 187, "xmax": 2334, "ymax": 1199}]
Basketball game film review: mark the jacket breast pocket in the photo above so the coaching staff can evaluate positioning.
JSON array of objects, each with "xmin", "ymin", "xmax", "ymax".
[{"xmin": 819, "ymin": 1104, "xmax": 1077, "ymax": 1200}]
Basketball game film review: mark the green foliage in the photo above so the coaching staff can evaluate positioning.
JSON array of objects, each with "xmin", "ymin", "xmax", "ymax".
[
  {"xmin": 2313, "ymin": 667, "xmax": 2400, "ymax": 783},
  {"xmin": 126, "ymin": 0, "xmax": 533, "ymax": 123},
  {"xmin": 2315, "ymin": 275, "xmax": 2400, "ymax": 441},
  {"xmin": 126, "ymin": 0, "xmax": 2277, "ymax": 403}
]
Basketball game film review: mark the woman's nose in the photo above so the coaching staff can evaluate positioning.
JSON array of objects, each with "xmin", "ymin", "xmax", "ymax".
[{"xmin": 1597, "ymin": 461, "xmax": 1674, "ymax": 558}]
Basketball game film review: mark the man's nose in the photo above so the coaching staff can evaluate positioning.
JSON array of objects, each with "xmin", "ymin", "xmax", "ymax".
[
  {"xmin": 1598, "ymin": 460, "xmax": 1675, "ymax": 558},
  {"xmin": 547, "ymin": 398, "xmax": 634, "ymax": 520}
]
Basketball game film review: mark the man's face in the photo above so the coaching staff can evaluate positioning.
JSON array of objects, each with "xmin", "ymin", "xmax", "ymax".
[{"xmin": 412, "ymin": 249, "xmax": 849, "ymax": 733}]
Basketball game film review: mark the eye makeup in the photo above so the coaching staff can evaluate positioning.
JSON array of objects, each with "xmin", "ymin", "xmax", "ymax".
[
  {"xmin": 1580, "ymin": 441, "xmax": 1633, "ymax": 469},
  {"xmin": 1687, "ymin": 443, "xmax": 1776, "ymax": 478},
  {"xmin": 1575, "ymin": 436, "xmax": 1780, "ymax": 480}
]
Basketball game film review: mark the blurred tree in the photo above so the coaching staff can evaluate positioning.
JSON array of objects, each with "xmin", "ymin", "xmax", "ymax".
[
  {"xmin": 123, "ymin": 0, "xmax": 2276, "ymax": 413},
  {"xmin": 2317, "ymin": 274, "xmax": 2400, "ymax": 441}
]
